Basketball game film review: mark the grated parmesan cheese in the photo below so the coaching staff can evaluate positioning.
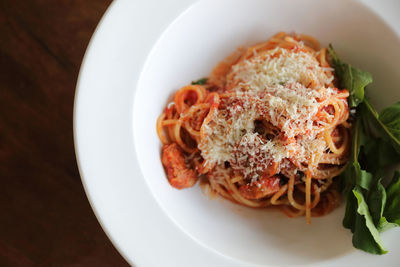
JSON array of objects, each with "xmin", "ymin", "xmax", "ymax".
[
  {"xmin": 229, "ymin": 47, "xmax": 332, "ymax": 89},
  {"xmin": 198, "ymin": 47, "xmax": 338, "ymax": 180}
]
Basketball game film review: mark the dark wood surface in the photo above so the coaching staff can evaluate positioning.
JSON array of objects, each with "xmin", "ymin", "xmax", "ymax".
[{"xmin": 0, "ymin": 1, "xmax": 129, "ymax": 266}]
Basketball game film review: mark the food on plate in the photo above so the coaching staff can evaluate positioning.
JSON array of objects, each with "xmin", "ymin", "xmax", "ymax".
[{"xmin": 156, "ymin": 32, "xmax": 400, "ymax": 254}]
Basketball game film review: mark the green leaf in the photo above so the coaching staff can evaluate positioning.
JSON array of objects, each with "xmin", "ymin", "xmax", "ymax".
[
  {"xmin": 327, "ymin": 45, "xmax": 347, "ymax": 79},
  {"xmin": 364, "ymin": 99, "xmax": 400, "ymax": 154},
  {"xmin": 342, "ymin": 117, "xmax": 372, "ymax": 231},
  {"xmin": 191, "ymin": 78, "xmax": 207, "ymax": 85},
  {"xmin": 329, "ymin": 45, "xmax": 400, "ymax": 255},
  {"xmin": 368, "ymin": 179, "xmax": 386, "ymax": 227},
  {"xmin": 353, "ymin": 213, "xmax": 387, "ymax": 254},
  {"xmin": 383, "ymin": 171, "xmax": 400, "ymax": 226},
  {"xmin": 353, "ymin": 162, "xmax": 373, "ymax": 190},
  {"xmin": 328, "ymin": 45, "xmax": 373, "ymax": 107},
  {"xmin": 351, "ymin": 67, "xmax": 372, "ymax": 107},
  {"xmin": 343, "ymin": 118, "xmax": 372, "ymax": 190},
  {"xmin": 352, "ymin": 186, "xmax": 388, "ymax": 254},
  {"xmin": 340, "ymin": 164, "xmax": 355, "ymax": 193},
  {"xmin": 362, "ymin": 138, "xmax": 400, "ymax": 173},
  {"xmin": 343, "ymin": 189, "xmax": 357, "ymax": 232},
  {"xmin": 378, "ymin": 217, "xmax": 397, "ymax": 232},
  {"xmin": 380, "ymin": 102, "xmax": 400, "ymax": 128},
  {"xmin": 349, "ymin": 117, "xmax": 364, "ymax": 163},
  {"xmin": 379, "ymin": 102, "xmax": 400, "ymax": 154}
]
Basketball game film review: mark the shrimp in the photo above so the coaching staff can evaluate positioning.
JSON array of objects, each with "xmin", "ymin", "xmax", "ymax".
[
  {"xmin": 239, "ymin": 175, "xmax": 281, "ymax": 200},
  {"xmin": 161, "ymin": 143, "xmax": 197, "ymax": 189}
]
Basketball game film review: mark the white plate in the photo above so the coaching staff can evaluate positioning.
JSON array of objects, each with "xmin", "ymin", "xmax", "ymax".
[{"xmin": 74, "ymin": 0, "xmax": 400, "ymax": 266}]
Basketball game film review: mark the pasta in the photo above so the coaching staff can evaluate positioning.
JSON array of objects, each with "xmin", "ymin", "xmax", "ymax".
[{"xmin": 157, "ymin": 32, "xmax": 350, "ymax": 223}]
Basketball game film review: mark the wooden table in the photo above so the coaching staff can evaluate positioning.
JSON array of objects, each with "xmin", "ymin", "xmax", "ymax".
[{"xmin": 0, "ymin": 1, "xmax": 129, "ymax": 266}]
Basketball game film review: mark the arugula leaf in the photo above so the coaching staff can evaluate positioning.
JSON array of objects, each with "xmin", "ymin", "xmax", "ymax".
[
  {"xmin": 352, "ymin": 186, "xmax": 388, "ymax": 254},
  {"xmin": 377, "ymin": 216, "xmax": 397, "ymax": 232},
  {"xmin": 330, "ymin": 44, "xmax": 400, "ymax": 255},
  {"xmin": 345, "ymin": 111, "xmax": 400, "ymax": 254},
  {"xmin": 342, "ymin": 117, "xmax": 374, "ymax": 238},
  {"xmin": 191, "ymin": 78, "xmax": 207, "ymax": 85},
  {"xmin": 351, "ymin": 68, "xmax": 373, "ymax": 107},
  {"xmin": 383, "ymin": 171, "xmax": 400, "ymax": 226},
  {"xmin": 379, "ymin": 102, "xmax": 400, "ymax": 154},
  {"xmin": 368, "ymin": 179, "xmax": 386, "ymax": 227},
  {"xmin": 342, "ymin": 118, "xmax": 365, "ymax": 230},
  {"xmin": 343, "ymin": 190, "xmax": 357, "ymax": 231},
  {"xmin": 354, "ymin": 162, "xmax": 373, "ymax": 190},
  {"xmin": 364, "ymin": 99, "xmax": 400, "ymax": 154},
  {"xmin": 341, "ymin": 118, "xmax": 372, "ymax": 189},
  {"xmin": 362, "ymin": 138, "xmax": 400, "ymax": 173},
  {"xmin": 353, "ymin": 213, "xmax": 387, "ymax": 254},
  {"xmin": 328, "ymin": 45, "xmax": 373, "ymax": 107},
  {"xmin": 380, "ymin": 102, "xmax": 400, "ymax": 128}
]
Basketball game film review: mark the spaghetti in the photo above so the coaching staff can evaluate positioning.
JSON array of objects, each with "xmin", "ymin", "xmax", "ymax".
[{"xmin": 157, "ymin": 32, "xmax": 350, "ymax": 223}]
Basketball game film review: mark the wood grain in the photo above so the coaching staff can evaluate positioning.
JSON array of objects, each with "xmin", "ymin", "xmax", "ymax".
[{"xmin": 0, "ymin": 0, "xmax": 129, "ymax": 266}]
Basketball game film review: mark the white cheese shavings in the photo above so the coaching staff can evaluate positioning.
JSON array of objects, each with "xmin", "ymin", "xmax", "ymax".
[
  {"xmin": 199, "ymin": 47, "xmax": 337, "ymax": 180},
  {"xmin": 230, "ymin": 47, "xmax": 332, "ymax": 89}
]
